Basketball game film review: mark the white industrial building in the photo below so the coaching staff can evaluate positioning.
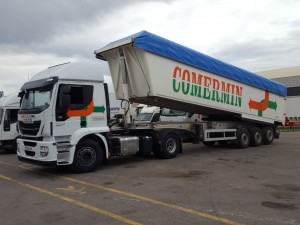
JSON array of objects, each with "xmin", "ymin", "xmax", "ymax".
[{"xmin": 257, "ymin": 66, "xmax": 300, "ymax": 122}]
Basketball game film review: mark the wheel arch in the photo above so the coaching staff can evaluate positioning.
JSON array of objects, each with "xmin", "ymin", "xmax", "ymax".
[
  {"xmin": 78, "ymin": 133, "xmax": 108, "ymax": 160},
  {"xmin": 70, "ymin": 129, "xmax": 108, "ymax": 159}
]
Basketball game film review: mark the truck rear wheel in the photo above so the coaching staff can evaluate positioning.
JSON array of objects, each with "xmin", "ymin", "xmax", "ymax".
[
  {"xmin": 72, "ymin": 139, "xmax": 103, "ymax": 173},
  {"xmin": 160, "ymin": 133, "xmax": 180, "ymax": 159},
  {"xmin": 249, "ymin": 127, "xmax": 263, "ymax": 147},
  {"xmin": 236, "ymin": 127, "xmax": 250, "ymax": 149},
  {"xmin": 262, "ymin": 126, "xmax": 274, "ymax": 145}
]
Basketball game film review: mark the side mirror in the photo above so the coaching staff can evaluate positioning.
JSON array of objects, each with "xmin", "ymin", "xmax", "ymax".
[
  {"xmin": 4, "ymin": 120, "xmax": 10, "ymax": 131},
  {"xmin": 56, "ymin": 85, "xmax": 71, "ymax": 121},
  {"xmin": 58, "ymin": 85, "xmax": 71, "ymax": 108}
]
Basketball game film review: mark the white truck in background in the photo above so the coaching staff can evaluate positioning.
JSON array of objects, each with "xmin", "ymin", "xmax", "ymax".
[
  {"xmin": 0, "ymin": 92, "xmax": 20, "ymax": 151},
  {"xmin": 134, "ymin": 105, "xmax": 160, "ymax": 123},
  {"xmin": 134, "ymin": 106, "xmax": 202, "ymax": 123},
  {"xmin": 17, "ymin": 31, "xmax": 286, "ymax": 172},
  {"xmin": 160, "ymin": 108, "xmax": 202, "ymax": 123}
]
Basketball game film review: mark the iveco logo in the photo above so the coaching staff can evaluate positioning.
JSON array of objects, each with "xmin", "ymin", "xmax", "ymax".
[
  {"xmin": 20, "ymin": 114, "xmax": 34, "ymax": 124},
  {"xmin": 23, "ymin": 118, "xmax": 33, "ymax": 123}
]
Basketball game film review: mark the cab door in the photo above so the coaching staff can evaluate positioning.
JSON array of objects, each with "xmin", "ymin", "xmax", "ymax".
[
  {"xmin": 2, "ymin": 108, "xmax": 19, "ymax": 140},
  {"xmin": 54, "ymin": 83, "xmax": 94, "ymax": 136}
]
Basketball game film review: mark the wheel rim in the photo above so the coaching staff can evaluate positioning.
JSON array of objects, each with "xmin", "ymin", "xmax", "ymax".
[
  {"xmin": 166, "ymin": 138, "xmax": 177, "ymax": 154},
  {"xmin": 255, "ymin": 132, "xmax": 262, "ymax": 143},
  {"xmin": 241, "ymin": 133, "xmax": 249, "ymax": 144},
  {"xmin": 77, "ymin": 147, "xmax": 96, "ymax": 167},
  {"xmin": 266, "ymin": 130, "xmax": 273, "ymax": 140}
]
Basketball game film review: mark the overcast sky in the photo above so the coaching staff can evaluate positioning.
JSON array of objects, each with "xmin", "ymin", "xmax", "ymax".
[{"xmin": 1, "ymin": 0, "xmax": 300, "ymax": 95}]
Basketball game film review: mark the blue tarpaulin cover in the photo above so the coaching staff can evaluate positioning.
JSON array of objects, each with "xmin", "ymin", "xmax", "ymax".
[{"xmin": 98, "ymin": 31, "xmax": 287, "ymax": 96}]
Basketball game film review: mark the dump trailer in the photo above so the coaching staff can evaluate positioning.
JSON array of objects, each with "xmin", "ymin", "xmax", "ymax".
[
  {"xmin": 95, "ymin": 31, "xmax": 286, "ymax": 145},
  {"xmin": 17, "ymin": 31, "xmax": 286, "ymax": 173},
  {"xmin": 0, "ymin": 92, "xmax": 20, "ymax": 151},
  {"xmin": 96, "ymin": 31, "xmax": 286, "ymax": 124}
]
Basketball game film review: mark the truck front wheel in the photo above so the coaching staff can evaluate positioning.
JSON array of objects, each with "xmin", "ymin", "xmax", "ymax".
[
  {"xmin": 160, "ymin": 133, "xmax": 180, "ymax": 159},
  {"xmin": 72, "ymin": 139, "xmax": 103, "ymax": 173}
]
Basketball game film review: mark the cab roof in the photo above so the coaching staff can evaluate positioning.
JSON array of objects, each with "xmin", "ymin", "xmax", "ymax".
[
  {"xmin": 0, "ymin": 92, "xmax": 20, "ymax": 107},
  {"xmin": 28, "ymin": 61, "xmax": 104, "ymax": 83}
]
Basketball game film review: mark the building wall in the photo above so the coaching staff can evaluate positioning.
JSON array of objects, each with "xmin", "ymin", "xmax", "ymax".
[{"xmin": 285, "ymin": 96, "xmax": 300, "ymax": 118}]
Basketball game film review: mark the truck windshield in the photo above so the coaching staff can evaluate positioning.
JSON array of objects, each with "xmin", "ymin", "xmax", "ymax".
[
  {"xmin": 161, "ymin": 108, "xmax": 186, "ymax": 116},
  {"xmin": 0, "ymin": 108, "xmax": 3, "ymax": 124},
  {"xmin": 135, "ymin": 113, "xmax": 153, "ymax": 122},
  {"xmin": 21, "ymin": 89, "xmax": 53, "ymax": 112}
]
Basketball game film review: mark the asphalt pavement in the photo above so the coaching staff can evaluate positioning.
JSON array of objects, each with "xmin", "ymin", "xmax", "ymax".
[{"xmin": 0, "ymin": 132, "xmax": 299, "ymax": 225}]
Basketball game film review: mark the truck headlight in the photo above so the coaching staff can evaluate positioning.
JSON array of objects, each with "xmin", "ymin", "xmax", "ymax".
[{"xmin": 40, "ymin": 146, "xmax": 49, "ymax": 157}]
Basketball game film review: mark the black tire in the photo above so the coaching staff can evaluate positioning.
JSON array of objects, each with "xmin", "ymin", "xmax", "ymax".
[
  {"xmin": 4, "ymin": 139, "xmax": 18, "ymax": 153},
  {"xmin": 262, "ymin": 126, "xmax": 274, "ymax": 145},
  {"xmin": 202, "ymin": 141, "xmax": 216, "ymax": 146},
  {"xmin": 160, "ymin": 133, "xmax": 180, "ymax": 159},
  {"xmin": 71, "ymin": 139, "xmax": 103, "ymax": 173},
  {"xmin": 12, "ymin": 140, "xmax": 17, "ymax": 153},
  {"xmin": 236, "ymin": 127, "xmax": 250, "ymax": 149},
  {"xmin": 249, "ymin": 127, "xmax": 263, "ymax": 147}
]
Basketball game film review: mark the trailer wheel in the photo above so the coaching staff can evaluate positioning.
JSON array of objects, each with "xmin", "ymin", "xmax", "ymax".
[
  {"xmin": 202, "ymin": 141, "xmax": 216, "ymax": 146},
  {"xmin": 236, "ymin": 127, "xmax": 250, "ymax": 149},
  {"xmin": 160, "ymin": 133, "xmax": 180, "ymax": 159},
  {"xmin": 249, "ymin": 127, "xmax": 263, "ymax": 147},
  {"xmin": 262, "ymin": 126, "xmax": 274, "ymax": 145},
  {"xmin": 72, "ymin": 139, "xmax": 103, "ymax": 173}
]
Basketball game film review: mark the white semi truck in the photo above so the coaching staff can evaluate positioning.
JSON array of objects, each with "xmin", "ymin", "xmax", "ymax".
[
  {"xmin": 0, "ymin": 92, "xmax": 20, "ymax": 151},
  {"xmin": 17, "ymin": 31, "xmax": 286, "ymax": 172}
]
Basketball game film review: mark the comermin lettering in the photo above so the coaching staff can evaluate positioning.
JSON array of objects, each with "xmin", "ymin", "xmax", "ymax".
[{"xmin": 172, "ymin": 66, "xmax": 243, "ymax": 107}]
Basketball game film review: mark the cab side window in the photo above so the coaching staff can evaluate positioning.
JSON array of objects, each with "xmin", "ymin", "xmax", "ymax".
[
  {"xmin": 69, "ymin": 85, "xmax": 93, "ymax": 110},
  {"xmin": 9, "ymin": 109, "xmax": 18, "ymax": 123},
  {"xmin": 56, "ymin": 84, "xmax": 94, "ymax": 121},
  {"xmin": 69, "ymin": 86, "xmax": 85, "ymax": 109},
  {"xmin": 4, "ymin": 109, "xmax": 18, "ymax": 124}
]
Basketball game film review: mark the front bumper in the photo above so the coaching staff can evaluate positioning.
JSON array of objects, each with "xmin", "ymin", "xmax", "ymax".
[
  {"xmin": 18, "ymin": 156, "xmax": 57, "ymax": 167},
  {"xmin": 17, "ymin": 138, "xmax": 61, "ymax": 165}
]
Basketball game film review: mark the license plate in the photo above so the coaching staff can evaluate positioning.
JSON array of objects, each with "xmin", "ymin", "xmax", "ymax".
[{"xmin": 24, "ymin": 146, "xmax": 33, "ymax": 151}]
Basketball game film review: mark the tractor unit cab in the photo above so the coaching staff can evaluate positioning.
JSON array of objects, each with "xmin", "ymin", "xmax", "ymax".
[
  {"xmin": 0, "ymin": 92, "xmax": 20, "ymax": 151},
  {"xmin": 17, "ymin": 62, "xmax": 110, "ymax": 166}
]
